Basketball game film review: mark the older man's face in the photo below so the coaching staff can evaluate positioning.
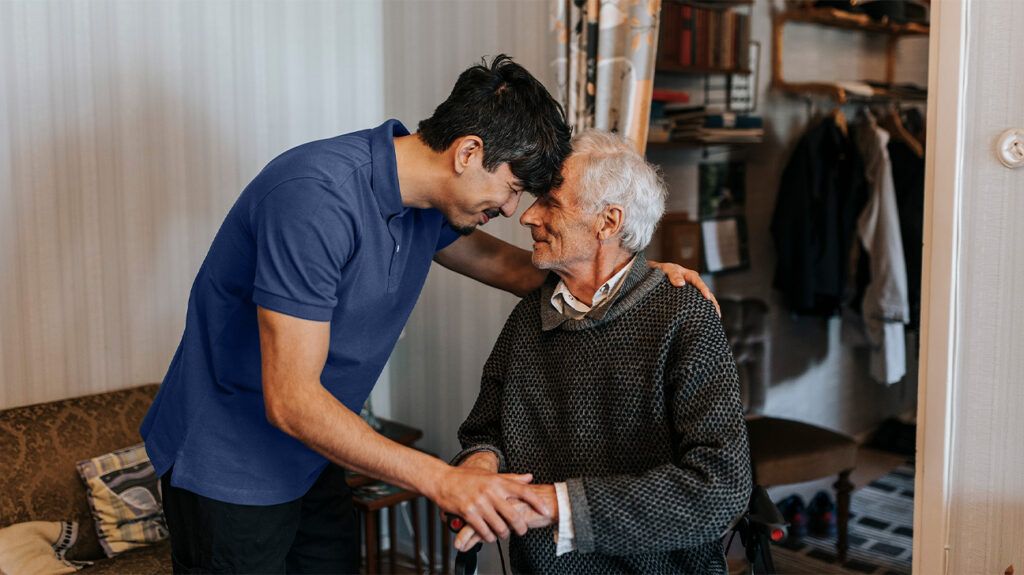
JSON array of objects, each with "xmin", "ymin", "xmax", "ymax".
[{"xmin": 519, "ymin": 155, "xmax": 597, "ymax": 272}]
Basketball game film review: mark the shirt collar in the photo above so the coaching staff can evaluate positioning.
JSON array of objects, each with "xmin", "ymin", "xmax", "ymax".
[
  {"xmin": 540, "ymin": 254, "xmax": 649, "ymax": 332},
  {"xmin": 550, "ymin": 256, "xmax": 637, "ymax": 318},
  {"xmin": 370, "ymin": 119, "xmax": 410, "ymax": 220}
]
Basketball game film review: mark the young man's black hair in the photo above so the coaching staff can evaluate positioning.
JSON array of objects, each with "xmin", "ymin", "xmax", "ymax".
[{"xmin": 418, "ymin": 54, "xmax": 573, "ymax": 196}]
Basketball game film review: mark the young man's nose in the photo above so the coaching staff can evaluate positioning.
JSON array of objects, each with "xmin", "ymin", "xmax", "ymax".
[{"xmin": 500, "ymin": 191, "xmax": 521, "ymax": 217}]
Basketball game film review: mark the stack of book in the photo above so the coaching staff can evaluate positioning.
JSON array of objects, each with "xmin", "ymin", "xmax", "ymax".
[
  {"xmin": 659, "ymin": 4, "xmax": 751, "ymax": 72},
  {"xmin": 649, "ymin": 106, "xmax": 764, "ymax": 145},
  {"xmin": 697, "ymin": 113, "xmax": 764, "ymax": 143}
]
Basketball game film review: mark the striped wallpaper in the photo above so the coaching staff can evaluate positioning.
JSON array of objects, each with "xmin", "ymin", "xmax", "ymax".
[{"xmin": 0, "ymin": 0, "xmax": 386, "ymax": 408}]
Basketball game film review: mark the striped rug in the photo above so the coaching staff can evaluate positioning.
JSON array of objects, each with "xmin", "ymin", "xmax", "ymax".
[{"xmin": 769, "ymin": 464, "xmax": 914, "ymax": 575}]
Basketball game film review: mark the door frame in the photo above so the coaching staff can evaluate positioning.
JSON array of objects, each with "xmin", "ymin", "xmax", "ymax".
[{"xmin": 913, "ymin": 0, "xmax": 969, "ymax": 573}]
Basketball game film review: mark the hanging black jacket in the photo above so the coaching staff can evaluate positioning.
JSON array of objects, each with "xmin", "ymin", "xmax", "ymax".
[
  {"xmin": 771, "ymin": 117, "xmax": 869, "ymax": 315},
  {"xmin": 888, "ymin": 139, "xmax": 925, "ymax": 329}
]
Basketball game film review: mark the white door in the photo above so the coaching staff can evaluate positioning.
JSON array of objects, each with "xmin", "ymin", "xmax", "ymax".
[{"xmin": 915, "ymin": 0, "xmax": 1024, "ymax": 572}]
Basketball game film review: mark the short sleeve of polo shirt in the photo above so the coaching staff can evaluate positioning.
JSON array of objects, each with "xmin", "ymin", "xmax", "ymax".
[
  {"xmin": 435, "ymin": 221, "xmax": 461, "ymax": 252},
  {"xmin": 252, "ymin": 178, "xmax": 354, "ymax": 322}
]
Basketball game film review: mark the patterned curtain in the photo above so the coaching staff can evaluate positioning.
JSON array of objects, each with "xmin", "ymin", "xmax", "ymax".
[{"xmin": 550, "ymin": 0, "xmax": 662, "ymax": 153}]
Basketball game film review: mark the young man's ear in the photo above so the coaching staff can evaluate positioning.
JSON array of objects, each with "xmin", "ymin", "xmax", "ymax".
[
  {"xmin": 597, "ymin": 205, "xmax": 624, "ymax": 241},
  {"xmin": 452, "ymin": 136, "xmax": 484, "ymax": 175}
]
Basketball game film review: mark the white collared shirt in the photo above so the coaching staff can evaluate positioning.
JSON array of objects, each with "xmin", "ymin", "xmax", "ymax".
[
  {"xmin": 550, "ymin": 256, "xmax": 636, "ymax": 320},
  {"xmin": 548, "ymin": 256, "xmax": 635, "ymax": 555}
]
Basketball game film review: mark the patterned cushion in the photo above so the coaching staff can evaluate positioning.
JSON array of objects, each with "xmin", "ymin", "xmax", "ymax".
[
  {"xmin": 76, "ymin": 443, "xmax": 168, "ymax": 557},
  {"xmin": 0, "ymin": 384, "xmax": 160, "ymax": 561},
  {"xmin": 0, "ymin": 520, "xmax": 84, "ymax": 574}
]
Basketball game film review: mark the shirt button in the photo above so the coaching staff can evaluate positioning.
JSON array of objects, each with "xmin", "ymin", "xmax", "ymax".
[{"xmin": 396, "ymin": 244, "xmax": 400, "ymax": 253}]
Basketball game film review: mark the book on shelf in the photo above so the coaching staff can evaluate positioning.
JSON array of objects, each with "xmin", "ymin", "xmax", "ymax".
[
  {"xmin": 696, "ymin": 127, "xmax": 764, "ymax": 143},
  {"xmin": 651, "ymin": 88, "xmax": 691, "ymax": 104},
  {"xmin": 665, "ymin": 104, "xmax": 706, "ymax": 118},
  {"xmin": 648, "ymin": 120, "xmax": 673, "ymax": 143},
  {"xmin": 680, "ymin": 6, "xmax": 693, "ymax": 66},
  {"xmin": 704, "ymin": 113, "xmax": 763, "ymax": 129},
  {"xmin": 651, "ymin": 90, "xmax": 693, "ymax": 121}
]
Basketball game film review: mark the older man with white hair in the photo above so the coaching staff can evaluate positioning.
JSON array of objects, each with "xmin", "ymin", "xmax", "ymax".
[{"xmin": 450, "ymin": 130, "xmax": 751, "ymax": 574}]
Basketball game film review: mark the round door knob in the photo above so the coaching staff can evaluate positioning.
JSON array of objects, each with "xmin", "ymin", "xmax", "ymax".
[{"xmin": 996, "ymin": 129, "xmax": 1024, "ymax": 169}]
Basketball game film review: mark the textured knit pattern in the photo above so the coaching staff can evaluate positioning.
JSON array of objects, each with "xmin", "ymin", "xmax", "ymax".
[{"xmin": 453, "ymin": 256, "xmax": 751, "ymax": 574}]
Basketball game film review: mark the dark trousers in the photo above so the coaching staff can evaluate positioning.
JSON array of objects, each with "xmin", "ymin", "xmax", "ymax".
[{"xmin": 161, "ymin": 464, "xmax": 360, "ymax": 574}]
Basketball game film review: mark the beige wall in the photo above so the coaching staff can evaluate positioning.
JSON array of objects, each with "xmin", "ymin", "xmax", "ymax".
[
  {"xmin": 946, "ymin": 0, "xmax": 1024, "ymax": 570},
  {"xmin": 0, "ymin": 0, "xmax": 386, "ymax": 408},
  {"xmin": 383, "ymin": 0, "xmax": 551, "ymax": 467}
]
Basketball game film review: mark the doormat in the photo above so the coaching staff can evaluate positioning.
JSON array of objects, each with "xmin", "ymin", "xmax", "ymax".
[{"xmin": 770, "ymin": 463, "xmax": 914, "ymax": 574}]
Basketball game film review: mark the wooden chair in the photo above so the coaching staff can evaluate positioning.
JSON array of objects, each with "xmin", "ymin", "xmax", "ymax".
[{"xmin": 719, "ymin": 298, "xmax": 858, "ymax": 564}]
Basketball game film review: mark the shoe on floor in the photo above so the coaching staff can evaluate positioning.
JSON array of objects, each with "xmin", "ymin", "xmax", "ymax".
[
  {"xmin": 775, "ymin": 494, "xmax": 807, "ymax": 542},
  {"xmin": 807, "ymin": 490, "xmax": 838, "ymax": 538}
]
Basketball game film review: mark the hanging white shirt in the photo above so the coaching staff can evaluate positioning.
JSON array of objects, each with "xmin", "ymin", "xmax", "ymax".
[{"xmin": 853, "ymin": 113, "xmax": 910, "ymax": 385}]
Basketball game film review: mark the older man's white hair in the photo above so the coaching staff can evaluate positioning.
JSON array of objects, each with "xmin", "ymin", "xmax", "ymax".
[{"xmin": 571, "ymin": 130, "xmax": 667, "ymax": 253}]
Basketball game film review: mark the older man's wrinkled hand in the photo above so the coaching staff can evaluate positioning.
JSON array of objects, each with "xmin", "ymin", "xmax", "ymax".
[
  {"xmin": 428, "ymin": 465, "xmax": 550, "ymax": 546},
  {"xmin": 453, "ymin": 484, "xmax": 558, "ymax": 552},
  {"xmin": 454, "ymin": 497, "xmax": 556, "ymax": 551}
]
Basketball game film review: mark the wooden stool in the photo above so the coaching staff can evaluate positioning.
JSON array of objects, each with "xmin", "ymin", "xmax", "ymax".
[
  {"xmin": 351, "ymin": 480, "xmax": 452, "ymax": 574},
  {"xmin": 746, "ymin": 416, "xmax": 858, "ymax": 563}
]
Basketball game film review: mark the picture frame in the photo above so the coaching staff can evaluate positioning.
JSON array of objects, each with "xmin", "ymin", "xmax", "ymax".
[
  {"xmin": 659, "ymin": 213, "xmax": 702, "ymax": 272},
  {"xmin": 699, "ymin": 162, "xmax": 746, "ymax": 219},
  {"xmin": 701, "ymin": 215, "xmax": 750, "ymax": 274}
]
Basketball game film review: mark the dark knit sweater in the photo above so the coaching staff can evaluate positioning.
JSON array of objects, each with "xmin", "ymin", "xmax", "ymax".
[{"xmin": 453, "ymin": 255, "xmax": 752, "ymax": 574}]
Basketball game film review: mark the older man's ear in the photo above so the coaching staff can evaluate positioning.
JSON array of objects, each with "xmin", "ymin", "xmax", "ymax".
[
  {"xmin": 597, "ymin": 205, "xmax": 625, "ymax": 242},
  {"xmin": 592, "ymin": 204, "xmax": 720, "ymax": 316}
]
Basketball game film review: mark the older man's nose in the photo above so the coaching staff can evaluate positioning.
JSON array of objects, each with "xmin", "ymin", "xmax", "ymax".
[{"xmin": 520, "ymin": 200, "xmax": 540, "ymax": 227}]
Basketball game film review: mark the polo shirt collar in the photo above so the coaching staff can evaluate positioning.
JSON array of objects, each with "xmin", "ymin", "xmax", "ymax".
[{"xmin": 370, "ymin": 119, "xmax": 410, "ymax": 219}]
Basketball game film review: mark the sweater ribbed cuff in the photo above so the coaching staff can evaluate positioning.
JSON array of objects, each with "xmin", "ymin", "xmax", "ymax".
[
  {"xmin": 565, "ymin": 478, "xmax": 595, "ymax": 554},
  {"xmin": 449, "ymin": 445, "xmax": 508, "ymax": 473}
]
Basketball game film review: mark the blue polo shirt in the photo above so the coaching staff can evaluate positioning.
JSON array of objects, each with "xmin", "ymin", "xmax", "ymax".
[{"xmin": 141, "ymin": 120, "xmax": 460, "ymax": 505}]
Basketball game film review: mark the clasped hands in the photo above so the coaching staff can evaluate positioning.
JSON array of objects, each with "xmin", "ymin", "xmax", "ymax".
[{"xmin": 434, "ymin": 451, "xmax": 558, "ymax": 552}]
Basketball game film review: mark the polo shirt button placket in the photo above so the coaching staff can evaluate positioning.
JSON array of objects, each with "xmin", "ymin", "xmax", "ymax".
[{"xmin": 386, "ymin": 217, "xmax": 403, "ymax": 293}]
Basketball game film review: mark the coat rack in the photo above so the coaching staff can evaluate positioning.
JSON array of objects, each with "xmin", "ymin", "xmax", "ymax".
[{"xmin": 771, "ymin": 6, "xmax": 929, "ymax": 104}]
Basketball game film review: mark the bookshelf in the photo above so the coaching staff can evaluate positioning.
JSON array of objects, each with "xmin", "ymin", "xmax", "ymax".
[{"xmin": 648, "ymin": 1, "xmax": 761, "ymax": 273}]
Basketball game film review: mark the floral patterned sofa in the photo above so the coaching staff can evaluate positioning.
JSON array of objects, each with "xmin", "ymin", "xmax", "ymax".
[{"xmin": 0, "ymin": 384, "xmax": 170, "ymax": 573}]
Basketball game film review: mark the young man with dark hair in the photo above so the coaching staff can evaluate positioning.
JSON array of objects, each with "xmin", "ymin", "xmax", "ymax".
[
  {"xmin": 142, "ymin": 55, "xmax": 714, "ymax": 573},
  {"xmin": 418, "ymin": 54, "xmax": 572, "ymax": 202}
]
